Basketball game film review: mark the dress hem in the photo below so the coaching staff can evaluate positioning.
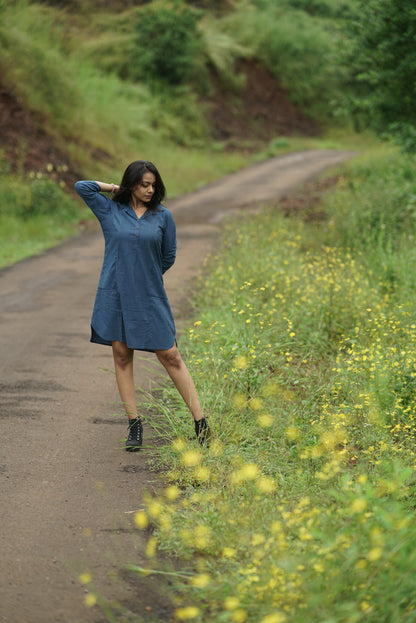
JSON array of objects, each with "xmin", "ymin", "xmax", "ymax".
[{"xmin": 90, "ymin": 326, "xmax": 175, "ymax": 353}]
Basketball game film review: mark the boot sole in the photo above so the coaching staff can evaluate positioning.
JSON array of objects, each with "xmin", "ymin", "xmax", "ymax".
[{"xmin": 125, "ymin": 444, "xmax": 142, "ymax": 452}]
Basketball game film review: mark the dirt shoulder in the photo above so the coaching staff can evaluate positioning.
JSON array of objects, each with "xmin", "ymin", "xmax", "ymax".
[{"xmin": 0, "ymin": 150, "xmax": 353, "ymax": 623}]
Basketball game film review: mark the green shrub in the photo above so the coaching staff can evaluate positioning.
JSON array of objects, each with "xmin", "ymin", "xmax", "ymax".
[
  {"xmin": 130, "ymin": 2, "xmax": 204, "ymax": 87},
  {"xmin": 0, "ymin": 174, "xmax": 76, "ymax": 220},
  {"xmin": 341, "ymin": 0, "xmax": 416, "ymax": 151},
  {"xmin": 24, "ymin": 178, "xmax": 75, "ymax": 218},
  {"xmin": 323, "ymin": 151, "xmax": 416, "ymax": 252}
]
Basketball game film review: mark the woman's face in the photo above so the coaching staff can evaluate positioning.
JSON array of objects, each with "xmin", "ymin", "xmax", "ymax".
[{"xmin": 132, "ymin": 171, "xmax": 156, "ymax": 205}]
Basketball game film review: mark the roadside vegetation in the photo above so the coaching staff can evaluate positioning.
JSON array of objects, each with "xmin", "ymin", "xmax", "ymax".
[{"xmin": 117, "ymin": 146, "xmax": 416, "ymax": 622}]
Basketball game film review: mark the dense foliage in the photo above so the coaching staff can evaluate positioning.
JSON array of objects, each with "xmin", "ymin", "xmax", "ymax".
[
  {"xmin": 342, "ymin": 0, "xmax": 416, "ymax": 150},
  {"xmin": 130, "ymin": 4, "xmax": 204, "ymax": 87}
]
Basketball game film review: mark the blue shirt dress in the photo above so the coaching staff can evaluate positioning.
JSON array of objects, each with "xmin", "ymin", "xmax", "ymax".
[{"xmin": 75, "ymin": 181, "xmax": 176, "ymax": 352}]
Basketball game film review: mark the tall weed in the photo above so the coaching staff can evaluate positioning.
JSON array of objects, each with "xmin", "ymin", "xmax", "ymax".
[{"xmin": 321, "ymin": 149, "xmax": 416, "ymax": 293}]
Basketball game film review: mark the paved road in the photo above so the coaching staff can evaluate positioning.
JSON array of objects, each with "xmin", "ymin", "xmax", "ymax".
[{"xmin": 0, "ymin": 150, "xmax": 352, "ymax": 622}]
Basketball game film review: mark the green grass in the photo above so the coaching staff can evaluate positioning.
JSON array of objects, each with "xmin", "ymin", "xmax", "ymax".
[
  {"xmin": 108, "ymin": 147, "xmax": 416, "ymax": 623},
  {"xmin": 0, "ymin": 213, "xmax": 84, "ymax": 267},
  {"xmin": 0, "ymin": 161, "xmax": 86, "ymax": 267}
]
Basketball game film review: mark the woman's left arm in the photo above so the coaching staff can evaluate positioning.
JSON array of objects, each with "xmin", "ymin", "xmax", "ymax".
[{"xmin": 161, "ymin": 210, "xmax": 177, "ymax": 274}]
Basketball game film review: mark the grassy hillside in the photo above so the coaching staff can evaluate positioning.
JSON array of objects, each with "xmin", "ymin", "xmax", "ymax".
[
  {"xmin": 0, "ymin": 0, "xmax": 359, "ymax": 265},
  {"xmin": 0, "ymin": 0, "xmax": 354, "ymax": 173}
]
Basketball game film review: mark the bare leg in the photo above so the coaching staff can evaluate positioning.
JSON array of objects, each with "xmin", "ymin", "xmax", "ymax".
[
  {"xmin": 112, "ymin": 341, "xmax": 137, "ymax": 419},
  {"xmin": 156, "ymin": 344, "xmax": 203, "ymax": 421}
]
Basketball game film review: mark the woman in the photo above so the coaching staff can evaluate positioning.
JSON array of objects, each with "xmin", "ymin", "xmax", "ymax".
[{"xmin": 75, "ymin": 160, "xmax": 209, "ymax": 450}]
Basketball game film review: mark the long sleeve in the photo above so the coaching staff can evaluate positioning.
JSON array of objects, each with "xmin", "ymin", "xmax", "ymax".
[
  {"xmin": 161, "ymin": 209, "xmax": 176, "ymax": 274},
  {"xmin": 74, "ymin": 181, "xmax": 111, "ymax": 221}
]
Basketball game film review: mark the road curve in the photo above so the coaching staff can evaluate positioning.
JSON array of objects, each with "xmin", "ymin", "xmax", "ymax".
[{"xmin": 0, "ymin": 150, "xmax": 352, "ymax": 623}]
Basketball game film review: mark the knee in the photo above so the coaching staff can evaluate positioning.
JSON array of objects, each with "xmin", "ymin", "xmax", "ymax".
[
  {"xmin": 112, "ymin": 343, "xmax": 134, "ymax": 370},
  {"xmin": 156, "ymin": 346, "xmax": 182, "ymax": 370}
]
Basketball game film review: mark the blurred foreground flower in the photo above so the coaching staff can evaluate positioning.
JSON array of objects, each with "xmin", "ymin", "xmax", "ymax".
[
  {"xmin": 285, "ymin": 425, "xmax": 299, "ymax": 440},
  {"xmin": 181, "ymin": 449, "xmax": 202, "ymax": 467},
  {"xmin": 165, "ymin": 485, "xmax": 181, "ymax": 501},
  {"xmin": 260, "ymin": 613, "xmax": 286, "ymax": 623},
  {"xmin": 78, "ymin": 572, "xmax": 92, "ymax": 585},
  {"xmin": 257, "ymin": 413, "xmax": 273, "ymax": 428},
  {"xmin": 256, "ymin": 476, "xmax": 276, "ymax": 493},
  {"xmin": 224, "ymin": 596, "xmax": 240, "ymax": 610},
  {"xmin": 190, "ymin": 573, "xmax": 210, "ymax": 588},
  {"xmin": 230, "ymin": 462, "xmax": 259, "ymax": 485},
  {"xmin": 84, "ymin": 593, "xmax": 97, "ymax": 608},
  {"xmin": 134, "ymin": 510, "xmax": 149, "ymax": 529},
  {"xmin": 175, "ymin": 606, "xmax": 200, "ymax": 620},
  {"xmin": 350, "ymin": 498, "xmax": 367, "ymax": 513},
  {"xmin": 233, "ymin": 355, "xmax": 249, "ymax": 369}
]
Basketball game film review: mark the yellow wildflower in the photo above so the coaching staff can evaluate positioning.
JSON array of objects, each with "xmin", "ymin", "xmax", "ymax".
[
  {"xmin": 251, "ymin": 533, "xmax": 266, "ymax": 546},
  {"xmin": 285, "ymin": 425, "xmax": 299, "ymax": 440},
  {"xmin": 172, "ymin": 438, "xmax": 187, "ymax": 452},
  {"xmin": 270, "ymin": 521, "xmax": 282, "ymax": 533},
  {"xmin": 190, "ymin": 573, "xmax": 210, "ymax": 588},
  {"xmin": 249, "ymin": 397, "xmax": 263, "ymax": 411},
  {"xmin": 134, "ymin": 510, "xmax": 149, "ymax": 529},
  {"xmin": 257, "ymin": 413, "xmax": 274, "ymax": 428},
  {"xmin": 78, "ymin": 572, "xmax": 92, "ymax": 585},
  {"xmin": 208, "ymin": 439, "xmax": 224, "ymax": 456},
  {"xmin": 224, "ymin": 596, "xmax": 240, "ymax": 610},
  {"xmin": 194, "ymin": 466, "xmax": 210, "ymax": 481},
  {"xmin": 145, "ymin": 536, "xmax": 158, "ymax": 558},
  {"xmin": 260, "ymin": 613, "xmax": 286, "ymax": 623},
  {"xmin": 355, "ymin": 559, "xmax": 367, "ymax": 570},
  {"xmin": 367, "ymin": 547, "xmax": 382, "ymax": 562},
  {"xmin": 165, "ymin": 485, "xmax": 181, "ymax": 501},
  {"xmin": 181, "ymin": 449, "xmax": 202, "ymax": 467},
  {"xmin": 232, "ymin": 393, "xmax": 247, "ymax": 409},
  {"xmin": 148, "ymin": 500, "xmax": 163, "ymax": 518},
  {"xmin": 84, "ymin": 593, "xmax": 97, "ymax": 608},
  {"xmin": 234, "ymin": 355, "xmax": 249, "ymax": 369},
  {"xmin": 256, "ymin": 477, "xmax": 276, "ymax": 493},
  {"xmin": 230, "ymin": 463, "xmax": 259, "ymax": 485},
  {"xmin": 194, "ymin": 524, "xmax": 211, "ymax": 549},
  {"xmin": 350, "ymin": 498, "xmax": 367, "ymax": 513},
  {"xmin": 175, "ymin": 606, "xmax": 200, "ymax": 620}
]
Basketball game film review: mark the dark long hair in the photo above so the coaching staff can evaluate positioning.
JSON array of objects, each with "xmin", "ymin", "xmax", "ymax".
[{"xmin": 113, "ymin": 160, "xmax": 166, "ymax": 210}]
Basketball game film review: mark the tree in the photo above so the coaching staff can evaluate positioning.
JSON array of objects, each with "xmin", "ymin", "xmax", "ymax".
[
  {"xmin": 131, "ymin": 3, "xmax": 203, "ymax": 88},
  {"xmin": 344, "ymin": 0, "xmax": 416, "ymax": 150}
]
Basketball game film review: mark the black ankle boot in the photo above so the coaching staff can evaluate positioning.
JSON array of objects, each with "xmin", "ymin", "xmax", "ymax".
[
  {"xmin": 194, "ymin": 418, "xmax": 210, "ymax": 446},
  {"xmin": 126, "ymin": 417, "xmax": 143, "ymax": 451}
]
